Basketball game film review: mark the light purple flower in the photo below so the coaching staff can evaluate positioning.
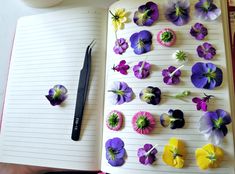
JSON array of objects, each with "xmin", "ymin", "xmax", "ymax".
[
  {"xmin": 197, "ymin": 42, "xmax": 216, "ymax": 60},
  {"xmin": 133, "ymin": 61, "xmax": 151, "ymax": 79},
  {"xmin": 137, "ymin": 144, "xmax": 158, "ymax": 165},
  {"xmin": 112, "ymin": 60, "xmax": 130, "ymax": 75},
  {"xmin": 113, "ymin": 38, "xmax": 129, "ymax": 55},
  {"xmin": 199, "ymin": 109, "xmax": 232, "ymax": 145},
  {"xmin": 45, "ymin": 85, "xmax": 67, "ymax": 106},
  {"xmin": 162, "ymin": 66, "xmax": 181, "ymax": 85},
  {"xmin": 190, "ymin": 23, "xmax": 208, "ymax": 40},
  {"xmin": 192, "ymin": 93, "xmax": 214, "ymax": 112},
  {"xmin": 195, "ymin": 0, "xmax": 221, "ymax": 21}
]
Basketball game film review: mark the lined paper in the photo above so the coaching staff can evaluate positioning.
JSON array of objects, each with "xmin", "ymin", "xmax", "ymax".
[
  {"xmin": 101, "ymin": 0, "xmax": 235, "ymax": 174},
  {"xmin": 0, "ymin": 8, "xmax": 107, "ymax": 170}
]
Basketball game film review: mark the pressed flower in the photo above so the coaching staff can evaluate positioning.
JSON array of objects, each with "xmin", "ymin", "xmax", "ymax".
[
  {"xmin": 165, "ymin": 0, "xmax": 190, "ymax": 26},
  {"xmin": 172, "ymin": 50, "xmax": 188, "ymax": 64},
  {"xmin": 191, "ymin": 62, "xmax": 223, "ymax": 90},
  {"xmin": 165, "ymin": 90, "xmax": 191, "ymax": 100},
  {"xmin": 112, "ymin": 60, "xmax": 130, "ymax": 75},
  {"xmin": 113, "ymin": 38, "xmax": 129, "ymax": 55},
  {"xmin": 137, "ymin": 144, "xmax": 158, "ymax": 165},
  {"xmin": 108, "ymin": 81, "xmax": 134, "ymax": 105},
  {"xmin": 106, "ymin": 110, "xmax": 123, "ymax": 131},
  {"xmin": 133, "ymin": 61, "xmax": 151, "ymax": 79},
  {"xmin": 133, "ymin": 1, "xmax": 159, "ymax": 26},
  {"xmin": 130, "ymin": 30, "xmax": 152, "ymax": 55},
  {"xmin": 105, "ymin": 137, "xmax": 126, "ymax": 167},
  {"xmin": 162, "ymin": 65, "xmax": 182, "ymax": 85},
  {"xmin": 162, "ymin": 138, "xmax": 186, "ymax": 168},
  {"xmin": 197, "ymin": 42, "xmax": 216, "ymax": 60},
  {"xmin": 195, "ymin": 0, "xmax": 221, "ymax": 21},
  {"xmin": 132, "ymin": 111, "xmax": 155, "ymax": 135},
  {"xmin": 139, "ymin": 86, "xmax": 161, "ymax": 105},
  {"xmin": 110, "ymin": 9, "xmax": 128, "ymax": 31},
  {"xmin": 160, "ymin": 109, "xmax": 185, "ymax": 129},
  {"xmin": 157, "ymin": 28, "xmax": 176, "ymax": 47},
  {"xmin": 190, "ymin": 23, "xmax": 208, "ymax": 40},
  {"xmin": 199, "ymin": 109, "xmax": 232, "ymax": 145},
  {"xmin": 195, "ymin": 144, "xmax": 224, "ymax": 170},
  {"xmin": 45, "ymin": 85, "xmax": 67, "ymax": 106},
  {"xmin": 192, "ymin": 93, "xmax": 214, "ymax": 112}
]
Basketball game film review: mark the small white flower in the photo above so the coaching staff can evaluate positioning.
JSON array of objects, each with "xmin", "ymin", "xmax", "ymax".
[{"xmin": 172, "ymin": 50, "xmax": 188, "ymax": 64}]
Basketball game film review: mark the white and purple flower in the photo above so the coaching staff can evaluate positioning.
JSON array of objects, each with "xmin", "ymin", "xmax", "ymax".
[
  {"xmin": 133, "ymin": 61, "xmax": 151, "ymax": 79},
  {"xmin": 45, "ymin": 85, "xmax": 67, "ymax": 106},
  {"xmin": 137, "ymin": 144, "xmax": 158, "ymax": 165},
  {"xmin": 197, "ymin": 42, "xmax": 216, "ymax": 60},
  {"xmin": 113, "ymin": 38, "xmax": 129, "ymax": 55},
  {"xmin": 190, "ymin": 23, "xmax": 208, "ymax": 40}
]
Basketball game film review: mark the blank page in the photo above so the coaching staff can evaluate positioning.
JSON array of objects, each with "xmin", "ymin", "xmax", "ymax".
[
  {"xmin": 101, "ymin": 0, "xmax": 235, "ymax": 174},
  {"xmin": 0, "ymin": 7, "xmax": 107, "ymax": 170}
]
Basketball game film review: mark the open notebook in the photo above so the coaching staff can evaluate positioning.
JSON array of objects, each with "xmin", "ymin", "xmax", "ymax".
[{"xmin": 0, "ymin": 0, "xmax": 234, "ymax": 174}]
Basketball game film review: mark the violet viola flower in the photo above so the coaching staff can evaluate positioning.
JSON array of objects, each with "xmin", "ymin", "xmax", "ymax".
[
  {"xmin": 133, "ymin": 1, "xmax": 159, "ymax": 26},
  {"xmin": 45, "ymin": 85, "xmax": 67, "ymax": 106},
  {"xmin": 113, "ymin": 38, "xmax": 129, "ymax": 55},
  {"xmin": 199, "ymin": 109, "xmax": 232, "ymax": 145},
  {"xmin": 191, "ymin": 62, "xmax": 223, "ymax": 90},
  {"xmin": 162, "ymin": 66, "xmax": 182, "ymax": 85},
  {"xmin": 130, "ymin": 30, "xmax": 152, "ymax": 55},
  {"xmin": 190, "ymin": 23, "xmax": 208, "ymax": 40},
  {"xmin": 192, "ymin": 93, "xmax": 214, "ymax": 112},
  {"xmin": 165, "ymin": 0, "xmax": 190, "ymax": 26},
  {"xmin": 108, "ymin": 81, "xmax": 134, "ymax": 105},
  {"xmin": 133, "ymin": 61, "xmax": 151, "ymax": 79},
  {"xmin": 139, "ymin": 86, "xmax": 161, "ymax": 105},
  {"xmin": 112, "ymin": 60, "xmax": 130, "ymax": 75},
  {"xmin": 197, "ymin": 42, "xmax": 216, "ymax": 60},
  {"xmin": 137, "ymin": 144, "xmax": 158, "ymax": 165},
  {"xmin": 195, "ymin": 0, "xmax": 221, "ymax": 21},
  {"xmin": 105, "ymin": 137, "xmax": 126, "ymax": 166}
]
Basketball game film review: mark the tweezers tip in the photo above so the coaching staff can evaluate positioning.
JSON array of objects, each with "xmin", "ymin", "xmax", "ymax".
[{"xmin": 89, "ymin": 39, "xmax": 96, "ymax": 49}]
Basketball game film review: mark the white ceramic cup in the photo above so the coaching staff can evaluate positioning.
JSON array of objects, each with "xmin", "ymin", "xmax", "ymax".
[{"xmin": 22, "ymin": 0, "xmax": 63, "ymax": 8}]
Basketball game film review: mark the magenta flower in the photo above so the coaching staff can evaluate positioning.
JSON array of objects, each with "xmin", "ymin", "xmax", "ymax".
[
  {"xmin": 133, "ymin": 61, "xmax": 151, "ymax": 79},
  {"xmin": 192, "ymin": 93, "xmax": 214, "ymax": 112},
  {"xmin": 137, "ymin": 144, "xmax": 158, "ymax": 165},
  {"xmin": 162, "ymin": 66, "xmax": 182, "ymax": 85},
  {"xmin": 106, "ymin": 110, "xmax": 123, "ymax": 131},
  {"xmin": 112, "ymin": 60, "xmax": 130, "ymax": 75},
  {"xmin": 190, "ymin": 23, "xmax": 208, "ymax": 40},
  {"xmin": 132, "ymin": 111, "xmax": 156, "ymax": 135},
  {"xmin": 113, "ymin": 38, "xmax": 129, "ymax": 55},
  {"xmin": 197, "ymin": 42, "xmax": 216, "ymax": 60},
  {"xmin": 45, "ymin": 85, "xmax": 67, "ymax": 106}
]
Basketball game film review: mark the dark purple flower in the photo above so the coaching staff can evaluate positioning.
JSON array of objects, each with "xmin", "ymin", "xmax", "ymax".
[
  {"xmin": 45, "ymin": 85, "xmax": 67, "ymax": 106},
  {"xmin": 190, "ymin": 23, "xmax": 208, "ymax": 40},
  {"xmin": 112, "ymin": 60, "xmax": 130, "ymax": 75},
  {"xmin": 137, "ymin": 144, "xmax": 158, "ymax": 165},
  {"xmin": 192, "ymin": 93, "xmax": 214, "ymax": 111},
  {"xmin": 195, "ymin": 0, "xmax": 221, "ymax": 21},
  {"xmin": 191, "ymin": 62, "xmax": 223, "ymax": 90},
  {"xmin": 199, "ymin": 109, "xmax": 232, "ymax": 145},
  {"xmin": 105, "ymin": 137, "xmax": 126, "ymax": 166},
  {"xmin": 162, "ymin": 66, "xmax": 182, "ymax": 85},
  {"xmin": 130, "ymin": 30, "xmax": 152, "ymax": 55},
  {"xmin": 108, "ymin": 81, "xmax": 134, "ymax": 105},
  {"xmin": 113, "ymin": 38, "xmax": 129, "ymax": 55},
  {"xmin": 134, "ymin": 1, "xmax": 159, "ymax": 26},
  {"xmin": 133, "ymin": 61, "xmax": 151, "ymax": 79},
  {"xmin": 165, "ymin": 0, "xmax": 190, "ymax": 26},
  {"xmin": 160, "ymin": 109, "xmax": 185, "ymax": 129},
  {"xmin": 139, "ymin": 86, "xmax": 161, "ymax": 105},
  {"xmin": 197, "ymin": 42, "xmax": 216, "ymax": 60}
]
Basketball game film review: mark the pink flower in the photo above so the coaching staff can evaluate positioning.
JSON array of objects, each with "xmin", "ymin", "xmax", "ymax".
[
  {"xmin": 106, "ymin": 110, "xmax": 123, "ymax": 131},
  {"xmin": 112, "ymin": 60, "xmax": 130, "ymax": 75},
  {"xmin": 157, "ymin": 28, "xmax": 176, "ymax": 47},
  {"xmin": 132, "ymin": 111, "xmax": 156, "ymax": 134}
]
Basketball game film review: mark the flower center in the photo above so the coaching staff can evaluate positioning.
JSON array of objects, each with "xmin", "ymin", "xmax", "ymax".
[
  {"xmin": 175, "ymin": 6, "xmax": 184, "ymax": 16},
  {"xmin": 207, "ymin": 153, "xmax": 217, "ymax": 162},
  {"xmin": 171, "ymin": 148, "xmax": 182, "ymax": 159},
  {"xmin": 108, "ymin": 113, "xmax": 119, "ymax": 128},
  {"xmin": 138, "ymin": 39, "xmax": 145, "ymax": 48},
  {"xmin": 161, "ymin": 31, "xmax": 173, "ymax": 42},
  {"xmin": 213, "ymin": 117, "xmax": 224, "ymax": 129},
  {"xmin": 109, "ymin": 10, "xmax": 120, "ymax": 21},
  {"xmin": 204, "ymin": 69, "xmax": 216, "ymax": 80},
  {"xmin": 108, "ymin": 90, "xmax": 124, "ymax": 96},
  {"xmin": 175, "ymin": 51, "xmax": 187, "ymax": 61},
  {"xmin": 54, "ymin": 89, "xmax": 62, "ymax": 99},
  {"xmin": 136, "ymin": 116, "xmax": 150, "ymax": 129},
  {"xmin": 202, "ymin": 1, "xmax": 211, "ymax": 10},
  {"xmin": 108, "ymin": 148, "xmax": 117, "ymax": 160}
]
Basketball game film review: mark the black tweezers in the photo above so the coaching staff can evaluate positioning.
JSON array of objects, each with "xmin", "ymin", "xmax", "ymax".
[{"xmin": 71, "ymin": 40, "xmax": 95, "ymax": 141}]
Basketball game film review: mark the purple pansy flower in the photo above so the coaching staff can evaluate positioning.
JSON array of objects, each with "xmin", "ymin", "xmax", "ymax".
[
  {"xmin": 130, "ymin": 30, "xmax": 152, "ymax": 55},
  {"xmin": 162, "ymin": 66, "xmax": 182, "ymax": 85},
  {"xmin": 192, "ymin": 93, "xmax": 214, "ymax": 112},
  {"xmin": 195, "ymin": 0, "xmax": 221, "ymax": 21},
  {"xmin": 133, "ymin": 61, "xmax": 151, "ymax": 79},
  {"xmin": 108, "ymin": 81, "xmax": 134, "ymax": 105},
  {"xmin": 165, "ymin": 0, "xmax": 190, "ymax": 26},
  {"xmin": 139, "ymin": 86, "xmax": 161, "ymax": 105},
  {"xmin": 112, "ymin": 60, "xmax": 130, "ymax": 75},
  {"xmin": 113, "ymin": 38, "xmax": 129, "ymax": 55},
  {"xmin": 191, "ymin": 62, "xmax": 223, "ymax": 90},
  {"xmin": 133, "ymin": 1, "xmax": 159, "ymax": 26},
  {"xmin": 199, "ymin": 109, "xmax": 232, "ymax": 145},
  {"xmin": 160, "ymin": 109, "xmax": 185, "ymax": 129},
  {"xmin": 190, "ymin": 23, "xmax": 208, "ymax": 40},
  {"xmin": 105, "ymin": 137, "xmax": 126, "ymax": 166},
  {"xmin": 197, "ymin": 42, "xmax": 216, "ymax": 60},
  {"xmin": 137, "ymin": 144, "xmax": 158, "ymax": 165},
  {"xmin": 45, "ymin": 85, "xmax": 67, "ymax": 106}
]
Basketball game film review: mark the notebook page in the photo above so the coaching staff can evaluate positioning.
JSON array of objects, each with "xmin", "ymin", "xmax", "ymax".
[
  {"xmin": 0, "ymin": 7, "xmax": 107, "ymax": 170},
  {"xmin": 101, "ymin": 0, "xmax": 235, "ymax": 174}
]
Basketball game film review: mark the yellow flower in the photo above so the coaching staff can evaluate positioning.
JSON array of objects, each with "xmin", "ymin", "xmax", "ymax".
[
  {"xmin": 110, "ymin": 9, "xmax": 127, "ymax": 31},
  {"xmin": 195, "ymin": 144, "xmax": 224, "ymax": 170},
  {"xmin": 162, "ymin": 138, "xmax": 186, "ymax": 168}
]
